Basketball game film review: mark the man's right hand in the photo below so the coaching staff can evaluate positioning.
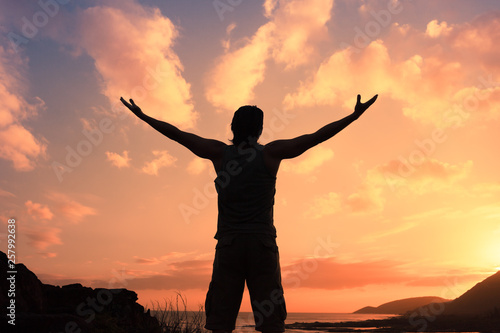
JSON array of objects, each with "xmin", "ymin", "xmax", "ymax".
[{"xmin": 120, "ymin": 97, "xmax": 145, "ymax": 119}]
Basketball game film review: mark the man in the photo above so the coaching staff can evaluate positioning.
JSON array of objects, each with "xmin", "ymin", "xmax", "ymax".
[{"xmin": 120, "ymin": 94, "xmax": 378, "ymax": 333}]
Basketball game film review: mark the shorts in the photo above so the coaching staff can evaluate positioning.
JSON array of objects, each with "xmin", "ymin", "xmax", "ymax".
[{"xmin": 205, "ymin": 234, "xmax": 287, "ymax": 332}]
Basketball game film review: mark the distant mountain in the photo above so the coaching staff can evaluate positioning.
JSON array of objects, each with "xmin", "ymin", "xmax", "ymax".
[
  {"xmin": 354, "ymin": 271, "xmax": 500, "ymax": 318},
  {"xmin": 354, "ymin": 296, "xmax": 449, "ymax": 314},
  {"xmin": 435, "ymin": 270, "xmax": 500, "ymax": 316}
]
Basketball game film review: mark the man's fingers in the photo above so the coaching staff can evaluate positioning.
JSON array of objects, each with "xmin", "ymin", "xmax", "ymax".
[
  {"xmin": 366, "ymin": 94, "xmax": 378, "ymax": 106},
  {"xmin": 120, "ymin": 97, "xmax": 131, "ymax": 108}
]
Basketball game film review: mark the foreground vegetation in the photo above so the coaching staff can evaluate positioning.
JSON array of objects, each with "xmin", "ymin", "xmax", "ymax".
[{"xmin": 148, "ymin": 293, "xmax": 208, "ymax": 333}]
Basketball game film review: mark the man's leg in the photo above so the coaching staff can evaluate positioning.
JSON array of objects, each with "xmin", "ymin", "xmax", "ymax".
[
  {"xmin": 205, "ymin": 235, "xmax": 245, "ymax": 332},
  {"xmin": 246, "ymin": 235, "xmax": 287, "ymax": 333}
]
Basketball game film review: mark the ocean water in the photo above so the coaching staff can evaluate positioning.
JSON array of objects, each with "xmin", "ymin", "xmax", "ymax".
[
  {"xmin": 152, "ymin": 310, "xmax": 393, "ymax": 332},
  {"xmin": 234, "ymin": 312, "xmax": 393, "ymax": 332}
]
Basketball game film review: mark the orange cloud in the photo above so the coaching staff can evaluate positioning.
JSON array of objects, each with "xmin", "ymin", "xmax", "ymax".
[
  {"xmin": 284, "ymin": 12, "xmax": 500, "ymax": 126},
  {"xmin": 281, "ymin": 146, "xmax": 334, "ymax": 174},
  {"xmin": 304, "ymin": 192, "xmax": 342, "ymax": 219},
  {"xmin": 89, "ymin": 259, "xmax": 213, "ymax": 290},
  {"xmin": 25, "ymin": 200, "xmax": 54, "ymax": 220},
  {"xmin": 46, "ymin": 192, "xmax": 97, "ymax": 223},
  {"xmin": 25, "ymin": 226, "xmax": 62, "ymax": 250},
  {"xmin": 270, "ymin": 0, "xmax": 333, "ymax": 69},
  {"xmin": 105, "ymin": 150, "xmax": 131, "ymax": 168},
  {"xmin": 282, "ymin": 257, "xmax": 486, "ymax": 291},
  {"xmin": 76, "ymin": 0, "xmax": 197, "ymax": 127},
  {"xmin": 134, "ymin": 257, "xmax": 162, "ymax": 265},
  {"xmin": 426, "ymin": 20, "xmax": 452, "ymax": 38},
  {"xmin": 205, "ymin": 23, "xmax": 274, "ymax": 111},
  {"xmin": 306, "ymin": 157, "xmax": 471, "ymax": 216},
  {"xmin": 187, "ymin": 158, "xmax": 210, "ymax": 175},
  {"xmin": 141, "ymin": 150, "xmax": 176, "ymax": 176},
  {"xmin": 378, "ymin": 158, "xmax": 473, "ymax": 194},
  {"xmin": 345, "ymin": 183, "xmax": 385, "ymax": 214},
  {"xmin": 282, "ymin": 257, "xmax": 410, "ymax": 290},
  {"xmin": 0, "ymin": 43, "xmax": 47, "ymax": 171},
  {"xmin": 206, "ymin": 0, "xmax": 334, "ymax": 111}
]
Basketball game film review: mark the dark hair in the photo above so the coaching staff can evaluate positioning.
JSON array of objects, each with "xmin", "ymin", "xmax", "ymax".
[{"xmin": 230, "ymin": 105, "xmax": 263, "ymax": 146}]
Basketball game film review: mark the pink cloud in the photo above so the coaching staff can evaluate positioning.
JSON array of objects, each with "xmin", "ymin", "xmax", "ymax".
[
  {"xmin": 25, "ymin": 200, "xmax": 54, "ymax": 220},
  {"xmin": 0, "ymin": 188, "xmax": 15, "ymax": 197},
  {"xmin": 70, "ymin": 0, "xmax": 197, "ymax": 127},
  {"xmin": 25, "ymin": 226, "xmax": 62, "ymax": 250},
  {"xmin": 0, "ymin": 43, "xmax": 47, "ymax": 171},
  {"xmin": 46, "ymin": 192, "xmax": 97, "ymax": 223}
]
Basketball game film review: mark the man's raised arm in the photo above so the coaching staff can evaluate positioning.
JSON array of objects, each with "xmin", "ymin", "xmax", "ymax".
[
  {"xmin": 120, "ymin": 98, "xmax": 226, "ymax": 162},
  {"xmin": 264, "ymin": 94, "xmax": 378, "ymax": 168}
]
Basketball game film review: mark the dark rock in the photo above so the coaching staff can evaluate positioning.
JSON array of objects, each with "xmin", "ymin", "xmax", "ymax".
[{"xmin": 0, "ymin": 251, "xmax": 161, "ymax": 333}]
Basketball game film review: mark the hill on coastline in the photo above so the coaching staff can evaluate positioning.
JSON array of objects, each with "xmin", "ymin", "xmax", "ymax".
[
  {"xmin": 354, "ymin": 296, "xmax": 449, "ymax": 315},
  {"xmin": 354, "ymin": 270, "xmax": 500, "ymax": 317},
  {"xmin": 427, "ymin": 270, "xmax": 500, "ymax": 316}
]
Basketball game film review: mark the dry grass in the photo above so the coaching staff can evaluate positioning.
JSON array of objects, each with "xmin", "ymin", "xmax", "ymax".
[{"xmin": 148, "ymin": 293, "xmax": 207, "ymax": 333}]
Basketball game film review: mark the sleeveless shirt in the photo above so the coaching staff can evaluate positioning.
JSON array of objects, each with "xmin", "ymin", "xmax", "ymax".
[{"xmin": 214, "ymin": 143, "xmax": 277, "ymax": 239}]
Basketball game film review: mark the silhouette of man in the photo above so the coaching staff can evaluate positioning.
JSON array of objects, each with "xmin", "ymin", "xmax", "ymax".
[{"xmin": 120, "ymin": 94, "xmax": 378, "ymax": 333}]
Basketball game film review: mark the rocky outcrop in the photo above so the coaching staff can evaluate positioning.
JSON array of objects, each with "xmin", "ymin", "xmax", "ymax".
[{"xmin": 0, "ymin": 251, "xmax": 160, "ymax": 332}]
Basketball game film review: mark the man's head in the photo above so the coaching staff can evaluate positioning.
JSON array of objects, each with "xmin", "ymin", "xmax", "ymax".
[{"xmin": 231, "ymin": 105, "xmax": 263, "ymax": 145}]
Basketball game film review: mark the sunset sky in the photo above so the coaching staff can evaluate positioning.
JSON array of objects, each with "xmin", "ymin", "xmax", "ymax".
[{"xmin": 1, "ymin": 0, "xmax": 500, "ymax": 314}]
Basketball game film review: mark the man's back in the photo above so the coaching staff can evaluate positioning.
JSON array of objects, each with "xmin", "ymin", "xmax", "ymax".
[{"xmin": 215, "ymin": 144, "xmax": 277, "ymax": 239}]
